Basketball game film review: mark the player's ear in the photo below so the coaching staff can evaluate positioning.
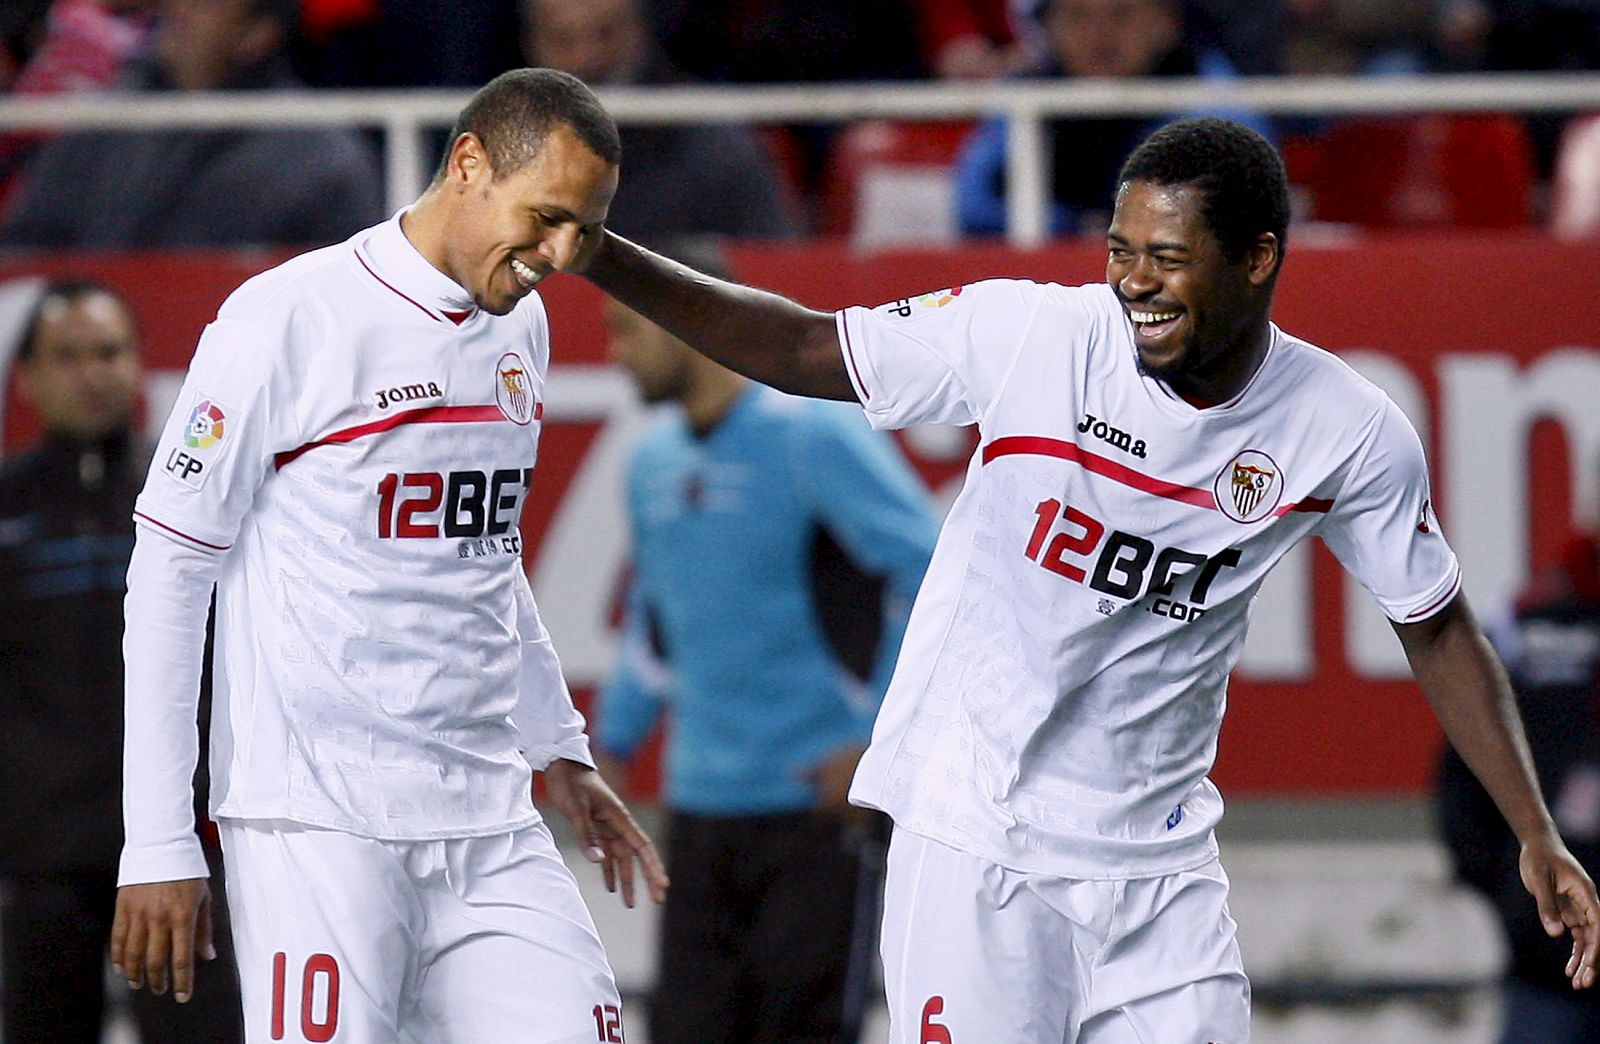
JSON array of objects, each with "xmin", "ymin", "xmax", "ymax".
[
  {"xmin": 1246, "ymin": 233, "xmax": 1279, "ymax": 287},
  {"xmin": 446, "ymin": 133, "xmax": 491, "ymax": 187}
]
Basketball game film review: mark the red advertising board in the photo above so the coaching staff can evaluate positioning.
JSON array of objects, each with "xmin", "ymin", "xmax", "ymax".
[{"xmin": 3, "ymin": 230, "xmax": 1595, "ymax": 796}]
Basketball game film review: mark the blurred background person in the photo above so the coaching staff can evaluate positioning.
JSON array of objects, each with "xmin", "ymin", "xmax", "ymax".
[
  {"xmin": 597, "ymin": 244, "xmax": 938, "ymax": 1043},
  {"xmin": 1438, "ymin": 526, "xmax": 1600, "ymax": 1042},
  {"xmin": 0, "ymin": 0, "xmax": 155, "ymax": 211},
  {"xmin": 521, "ymin": 0, "xmax": 801, "ymax": 240},
  {"xmin": 0, "ymin": 279, "xmax": 241, "ymax": 1043},
  {"xmin": 952, "ymin": 0, "xmax": 1274, "ymax": 237},
  {"xmin": 0, "ymin": 0, "xmax": 381, "ymax": 248}
]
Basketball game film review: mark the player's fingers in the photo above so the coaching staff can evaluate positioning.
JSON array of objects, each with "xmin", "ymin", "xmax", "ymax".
[
  {"xmin": 1532, "ymin": 874, "xmax": 1565, "ymax": 937},
  {"xmin": 121, "ymin": 908, "xmax": 148, "ymax": 988},
  {"xmin": 144, "ymin": 916, "xmax": 174, "ymax": 996},
  {"xmin": 170, "ymin": 912, "xmax": 198, "ymax": 1003},
  {"xmin": 110, "ymin": 897, "xmax": 132, "ymax": 975},
  {"xmin": 615, "ymin": 841, "xmax": 637, "ymax": 909},
  {"xmin": 632, "ymin": 836, "xmax": 669, "ymax": 903},
  {"xmin": 197, "ymin": 896, "xmax": 217, "ymax": 962}
]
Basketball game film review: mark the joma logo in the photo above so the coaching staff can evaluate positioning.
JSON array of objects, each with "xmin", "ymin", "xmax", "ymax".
[
  {"xmin": 375, "ymin": 381, "xmax": 442, "ymax": 410},
  {"xmin": 1077, "ymin": 413, "xmax": 1147, "ymax": 458}
]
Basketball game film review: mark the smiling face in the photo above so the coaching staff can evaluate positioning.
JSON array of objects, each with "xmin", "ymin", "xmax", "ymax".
[
  {"xmin": 1105, "ymin": 179, "xmax": 1278, "ymax": 401},
  {"xmin": 438, "ymin": 123, "xmax": 618, "ymax": 315}
]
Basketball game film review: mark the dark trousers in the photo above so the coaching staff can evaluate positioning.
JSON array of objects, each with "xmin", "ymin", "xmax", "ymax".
[
  {"xmin": 1, "ymin": 861, "xmax": 242, "ymax": 1043},
  {"xmin": 650, "ymin": 809, "xmax": 886, "ymax": 1044}
]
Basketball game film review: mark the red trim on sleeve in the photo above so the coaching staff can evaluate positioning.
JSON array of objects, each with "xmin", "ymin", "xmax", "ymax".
[
  {"xmin": 982, "ymin": 436, "xmax": 1218, "ymax": 509},
  {"xmin": 839, "ymin": 312, "xmax": 871, "ymax": 403},
  {"xmin": 133, "ymin": 511, "xmax": 231, "ymax": 552},
  {"xmin": 274, "ymin": 404, "xmax": 507, "ymax": 470}
]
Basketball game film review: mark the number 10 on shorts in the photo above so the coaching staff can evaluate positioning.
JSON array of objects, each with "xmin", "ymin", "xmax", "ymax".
[{"xmin": 270, "ymin": 951, "xmax": 340, "ymax": 1041}]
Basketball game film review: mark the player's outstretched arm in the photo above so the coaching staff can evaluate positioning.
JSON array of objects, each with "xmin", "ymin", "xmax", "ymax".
[
  {"xmin": 575, "ymin": 230, "xmax": 854, "ymax": 402},
  {"xmin": 542, "ymin": 757, "xmax": 669, "ymax": 909},
  {"xmin": 1394, "ymin": 592, "xmax": 1600, "ymax": 988},
  {"xmin": 111, "ymin": 878, "xmax": 216, "ymax": 1003}
]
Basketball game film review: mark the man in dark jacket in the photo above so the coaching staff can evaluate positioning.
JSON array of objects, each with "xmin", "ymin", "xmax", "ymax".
[
  {"xmin": 0, "ymin": 279, "xmax": 241, "ymax": 1042},
  {"xmin": 0, "ymin": 0, "xmax": 381, "ymax": 249},
  {"xmin": 1439, "ymin": 531, "xmax": 1600, "ymax": 1042}
]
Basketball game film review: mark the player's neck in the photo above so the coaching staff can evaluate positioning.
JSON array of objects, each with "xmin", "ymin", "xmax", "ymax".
[
  {"xmin": 1166, "ymin": 321, "xmax": 1273, "ymax": 408},
  {"xmin": 398, "ymin": 191, "xmax": 452, "ymax": 284}
]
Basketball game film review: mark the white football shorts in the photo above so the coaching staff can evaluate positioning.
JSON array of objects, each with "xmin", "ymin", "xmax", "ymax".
[
  {"xmin": 219, "ymin": 818, "xmax": 624, "ymax": 1043},
  {"xmin": 879, "ymin": 827, "xmax": 1250, "ymax": 1044}
]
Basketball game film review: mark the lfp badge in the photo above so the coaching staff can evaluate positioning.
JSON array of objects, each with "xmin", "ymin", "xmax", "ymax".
[{"xmin": 184, "ymin": 400, "xmax": 227, "ymax": 449}]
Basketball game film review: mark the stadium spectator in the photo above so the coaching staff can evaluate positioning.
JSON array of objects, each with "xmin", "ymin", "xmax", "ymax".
[
  {"xmin": 111, "ymin": 68, "xmax": 667, "ymax": 1039},
  {"xmin": 597, "ymin": 243, "xmax": 938, "ymax": 1043},
  {"xmin": 0, "ymin": 0, "xmax": 382, "ymax": 249},
  {"xmin": 574, "ymin": 115, "xmax": 1600, "ymax": 1040},
  {"xmin": 1439, "ymin": 528, "xmax": 1600, "ymax": 1041},
  {"xmin": 913, "ymin": 0, "xmax": 1022, "ymax": 79},
  {"xmin": 0, "ymin": 279, "xmax": 242, "ymax": 1044},
  {"xmin": 1283, "ymin": 0, "xmax": 1436, "ymax": 75},
  {"xmin": 953, "ymin": 0, "xmax": 1274, "ymax": 237},
  {"xmin": 521, "ymin": 0, "xmax": 800, "ymax": 241},
  {"xmin": 0, "ymin": 1, "xmax": 153, "ymax": 210}
]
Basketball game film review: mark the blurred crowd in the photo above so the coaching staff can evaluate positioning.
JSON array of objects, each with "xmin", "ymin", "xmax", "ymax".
[{"xmin": 1, "ymin": 0, "xmax": 1599, "ymax": 247}]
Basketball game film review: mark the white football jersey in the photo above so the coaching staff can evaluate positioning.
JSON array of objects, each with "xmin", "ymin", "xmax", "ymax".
[
  {"xmin": 838, "ymin": 280, "xmax": 1458, "ymax": 879},
  {"xmin": 131, "ymin": 214, "xmax": 589, "ymax": 849}
]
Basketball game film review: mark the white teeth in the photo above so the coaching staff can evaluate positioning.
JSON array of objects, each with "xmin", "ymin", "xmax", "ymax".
[
  {"xmin": 1130, "ymin": 310, "xmax": 1179, "ymax": 324},
  {"xmin": 510, "ymin": 257, "xmax": 538, "ymax": 285}
]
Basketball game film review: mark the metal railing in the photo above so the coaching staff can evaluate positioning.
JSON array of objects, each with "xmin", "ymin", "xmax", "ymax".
[{"xmin": 1, "ymin": 73, "xmax": 1599, "ymax": 245}]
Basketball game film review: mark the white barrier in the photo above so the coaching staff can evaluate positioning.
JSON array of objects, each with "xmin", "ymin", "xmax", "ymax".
[{"xmin": 2, "ymin": 74, "xmax": 1599, "ymax": 244}]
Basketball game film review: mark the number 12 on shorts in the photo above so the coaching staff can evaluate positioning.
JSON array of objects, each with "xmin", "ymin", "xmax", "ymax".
[
  {"xmin": 269, "ymin": 951, "xmax": 340, "ymax": 1041},
  {"xmin": 593, "ymin": 1002, "xmax": 624, "ymax": 1041}
]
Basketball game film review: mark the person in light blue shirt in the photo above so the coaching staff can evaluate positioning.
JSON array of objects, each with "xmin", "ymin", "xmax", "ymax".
[{"xmin": 597, "ymin": 245, "xmax": 937, "ymax": 1044}]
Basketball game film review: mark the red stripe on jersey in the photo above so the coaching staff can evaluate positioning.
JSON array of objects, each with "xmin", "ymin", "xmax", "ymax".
[
  {"xmin": 355, "ymin": 250, "xmax": 439, "ymax": 323},
  {"xmin": 839, "ymin": 313, "xmax": 871, "ymax": 402},
  {"xmin": 133, "ymin": 510, "xmax": 231, "ymax": 552},
  {"xmin": 982, "ymin": 436, "xmax": 1217, "ymax": 509},
  {"xmin": 274, "ymin": 405, "xmax": 507, "ymax": 470},
  {"xmin": 1273, "ymin": 497, "xmax": 1335, "ymax": 516}
]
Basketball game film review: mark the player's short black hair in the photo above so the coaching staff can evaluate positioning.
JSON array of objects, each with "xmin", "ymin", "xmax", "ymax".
[
  {"xmin": 18, "ymin": 278, "xmax": 138, "ymax": 362},
  {"xmin": 436, "ymin": 68, "xmax": 622, "ymax": 182},
  {"xmin": 1117, "ymin": 117, "xmax": 1290, "ymax": 267}
]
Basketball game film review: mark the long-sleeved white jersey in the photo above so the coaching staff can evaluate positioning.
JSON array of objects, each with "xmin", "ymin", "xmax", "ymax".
[{"xmin": 120, "ymin": 214, "xmax": 592, "ymax": 886}]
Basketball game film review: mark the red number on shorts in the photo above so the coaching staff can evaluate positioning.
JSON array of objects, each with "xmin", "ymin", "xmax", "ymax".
[
  {"xmin": 592, "ymin": 1002, "xmax": 624, "ymax": 1042},
  {"xmin": 921, "ymin": 996, "xmax": 953, "ymax": 1044},
  {"xmin": 269, "ymin": 952, "xmax": 340, "ymax": 1042}
]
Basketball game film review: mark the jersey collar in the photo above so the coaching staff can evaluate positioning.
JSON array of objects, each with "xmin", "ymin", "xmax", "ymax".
[{"xmin": 354, "ymin": 210, "xmax": 479, "ymax": 325}]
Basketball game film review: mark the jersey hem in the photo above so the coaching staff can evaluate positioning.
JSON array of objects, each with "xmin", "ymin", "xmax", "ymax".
[{"xmin": 210, "ymin": 808, "xmax": 544, "ymax": 843}]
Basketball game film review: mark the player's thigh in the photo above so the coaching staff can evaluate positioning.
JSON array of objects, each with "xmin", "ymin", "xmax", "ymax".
[
  {"xmin": 411, "ymin": 822, "xmax": 622, "ymax": 1044},
  {"xmin": 1080, "ymin": 859, "xmax": 1250, "ymax": 1044},
  {"xmin": 879, "ymin": 827, "xmax": 1088, "ymax": 1043},
  {"xmin": 220, "ymin": 820, "xmax": 419, "ymax": 1044}
]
